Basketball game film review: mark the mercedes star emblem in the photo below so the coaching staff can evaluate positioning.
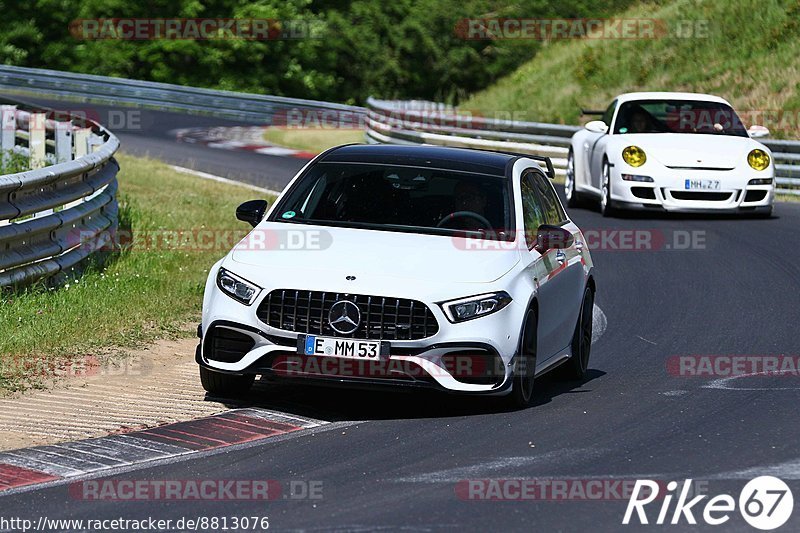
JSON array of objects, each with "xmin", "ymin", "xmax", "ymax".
[{"xmin": 328, "ymin": 300, "xmax": 361, "ymax": 334}]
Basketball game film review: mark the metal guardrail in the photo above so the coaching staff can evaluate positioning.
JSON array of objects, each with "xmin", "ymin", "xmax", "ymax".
[
  {"xmin": 0, "ymin": 64, "xmax": 365, "ymax": 126},
  {"xmin": 366, "ymin": 98, "xmax": 800, "ymax": 196},
  {"xmin": 0, "ymin": 100, "xmax": 119, "ymax": 288}
]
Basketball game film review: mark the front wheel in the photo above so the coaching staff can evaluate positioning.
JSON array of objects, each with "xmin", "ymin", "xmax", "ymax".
[
  {"xmin": 199, "ymin": 366, "xmax": 255, "ymax": 396},
  {"xmin": 599, "ymin": 160, "xmax": 617, "ymax": 217},
  {"xmin": 750, "ymin": 205, "xmax": 774, "ymax": 219},
  {"xmin": 565, "ymin": 149, "xmax": 581, "ymax": 208},
  {"xmin": 505, "ymin": 308, "xmax": 537, "ymax": 408}
]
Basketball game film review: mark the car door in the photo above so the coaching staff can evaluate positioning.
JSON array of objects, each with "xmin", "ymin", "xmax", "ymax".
[
  {"xmin": 587, "ymin": 100, "xmax": 617, "ymax": 189},
  {"xmin": 520, "ymin": 169, "xmax": 567, "ymax": 363},
  {"xmin": 529, "ymin": 171, "xmax": 586, "ymax": 356}
]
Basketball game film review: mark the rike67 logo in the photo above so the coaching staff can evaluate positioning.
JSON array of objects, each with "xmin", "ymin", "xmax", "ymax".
[{"xmin": 623, "ymin": 476, "xmax": 793, "ymax": 530}]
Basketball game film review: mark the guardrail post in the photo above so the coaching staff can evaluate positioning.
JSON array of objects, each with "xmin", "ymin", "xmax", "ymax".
[
  {"xmin": 54, "ymin": 121, "xmax": 73, "ymax": 163},
  {"xmin": 88, "ymin": 133, "xmax": 104, "ymax": 153},
  {"xmin": 28, "ymin": 112, "xmax": 46, "ymax": 169},
  {"xmin": 0, "ymin": 105, "xmax": 15, "ymax": 166},
  {"xmin": 73, "ymin": 128, "xmax": 90, "ymax": 158}
]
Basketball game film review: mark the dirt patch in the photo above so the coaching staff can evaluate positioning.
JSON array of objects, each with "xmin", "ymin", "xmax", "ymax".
[{"xmin": 0, "ymin": 338, "xmax": 230, "ymax": 451}]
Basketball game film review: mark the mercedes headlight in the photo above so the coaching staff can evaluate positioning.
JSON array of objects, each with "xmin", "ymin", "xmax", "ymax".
[
  {"xmin": 747, "ymin": 149, "xmax": 770, "ymax": 171},
  {"xmin": 217, "ymin": 268, "xmax": 262, "ymax": 305},
  {"xmin": 622, "ymin": 145, "xmax": 647, "ymax": 167},
  {"xmin": 440, "ymin": 292, "xmax": 512, "ymax": 323}
]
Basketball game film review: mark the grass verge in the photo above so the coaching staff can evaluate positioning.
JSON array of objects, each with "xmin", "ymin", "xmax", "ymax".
[
  {"xmin": 0, "ymin": 153, "xmax": 274, "ymax": 394},
  {"xmin": 463, "ymin": 0, "xmax": 800, "ymax": 138},
  {"xmin": 262, "ymin": 127, "xmax": 365, "ymax": 153}
]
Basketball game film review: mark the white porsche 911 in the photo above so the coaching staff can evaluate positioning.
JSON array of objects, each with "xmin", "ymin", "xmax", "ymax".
[
  {"xmin": 196, "ymin": 145, "xmax": 596, "ymax": 408},
  {"xmin": 566, "ymin": 92, "xmax": 775, "ymax": 216}
]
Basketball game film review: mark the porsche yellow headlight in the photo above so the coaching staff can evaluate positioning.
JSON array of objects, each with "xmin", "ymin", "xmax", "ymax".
[
  {"xmin": 747, "ymin": 149, "xmax": 770, "ymax": 171},
  {"xmin": 622, "ymin": 145, "xmax": 646, "ymax": 167}
]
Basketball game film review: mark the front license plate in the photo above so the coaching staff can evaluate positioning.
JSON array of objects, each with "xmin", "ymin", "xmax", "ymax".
[
  {"xmin": 301, "ymin": 335, "xmax": 382, "ymax": 359},
  {"xmin": 684, "ymin": 179, "xmax": 721, "ymax": 190}
]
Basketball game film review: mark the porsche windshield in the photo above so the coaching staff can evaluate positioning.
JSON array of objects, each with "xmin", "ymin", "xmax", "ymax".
[
  {"xmin": 272, "ymin": 163, "xmax": 515, "ymax": 241},
  {"xmin": 614, "ymin": 99, "xmax": 749, "ymax": 137}
]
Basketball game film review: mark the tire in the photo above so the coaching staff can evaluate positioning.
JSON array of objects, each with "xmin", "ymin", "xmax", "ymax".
[
  {"xmin": 565, "ymin": 149, "xmax": 581, "ymax": 208},
  {"xmin": 199, "ymin": 366, "xmax": 255, "ymax": 396},
  {"xmin": 751, "ymin": 205, "xmax": 773, "ymax": 219},
  {"xmin": 558, "ymin": 287, "xmax": 594, "ymax": 381},
  {"xmin": 600, "ymin": 159, "xmax": 617, "ymax": 217},
  {"xmin": 505, "ymin": 308, "xmax": 537, "ymax": 408}
]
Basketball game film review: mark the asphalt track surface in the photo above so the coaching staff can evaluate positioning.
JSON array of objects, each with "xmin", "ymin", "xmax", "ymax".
[
  {"xmin": 2, "ymin": 97, "xmax": 800, "ymax": 531},
  {"xmin": 10, "ymin": 96, "xmax": 308, "ymax": 191}
]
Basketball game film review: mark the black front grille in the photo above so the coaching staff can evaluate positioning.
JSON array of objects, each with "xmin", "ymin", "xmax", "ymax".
[
  {"xmin": 670, "ymin": 191, "xmax": 732, "ymax": 201},
  {"xmin": 257, "ymin": 290, "xmax": 439, "ymax": 340}
]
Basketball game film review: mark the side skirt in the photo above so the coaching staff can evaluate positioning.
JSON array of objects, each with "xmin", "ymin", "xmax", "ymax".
[{"xmin": 534, "ymin": 347, "xmax": 572, "ymax": 377}]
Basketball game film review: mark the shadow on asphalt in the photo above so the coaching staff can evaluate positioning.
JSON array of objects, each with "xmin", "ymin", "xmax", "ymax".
[{"xmin": 206, "ymin": 369, "xmax": 606, "ymax": 422}]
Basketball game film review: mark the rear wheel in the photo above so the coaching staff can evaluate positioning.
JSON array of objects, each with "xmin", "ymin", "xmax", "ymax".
[
  {"xmin": 559, "ymin": 287, "xmax": 594, "ymax": 380},
  {"xmin": 506, "ymin": 308, "xmax": 537, "ymax": 408},
  {"xmin": 199, "ymin": 366, "xmax": 255, "ymax": 396}
]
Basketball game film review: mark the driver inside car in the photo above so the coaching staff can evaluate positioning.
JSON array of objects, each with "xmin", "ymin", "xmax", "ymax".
[
  {"xmin": 629, "ymin": 110, "xmax": 651, "ymax": 133},
  {"xmin": 446, "ymin": 181, "xmax": 491, "ymax": 232}
]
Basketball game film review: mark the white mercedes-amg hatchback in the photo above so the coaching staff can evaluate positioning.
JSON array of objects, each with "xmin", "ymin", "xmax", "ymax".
[{"xmin": 197, "ymin": 145, "xmax": 596, "ymax": 407}]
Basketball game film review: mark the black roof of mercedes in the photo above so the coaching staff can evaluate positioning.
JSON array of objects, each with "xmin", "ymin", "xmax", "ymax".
[{"xmin": 318, "ymin": 144, "xmax": 518, "ymax": 176}]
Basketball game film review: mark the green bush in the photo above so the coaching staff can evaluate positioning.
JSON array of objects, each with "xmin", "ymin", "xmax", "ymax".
[{"xmin": 0, "ymin": 0, "xmax": 636, "ymax": 105}]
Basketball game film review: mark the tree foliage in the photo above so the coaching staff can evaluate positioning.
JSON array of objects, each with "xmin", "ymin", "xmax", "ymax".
[{"xmin": 0, "ymin": 0, "xmax": 635, "ymax": 104}]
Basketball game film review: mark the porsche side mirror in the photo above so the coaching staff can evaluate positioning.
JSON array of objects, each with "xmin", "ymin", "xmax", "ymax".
[
  {"xmin": 748, "ymin": 125, "xmax": 770, "ymax": 138},
  {"xmin": 584, "ymin": 120, "xmax": 609, "ymax": 134},
  {"xmin": 535, "ymin": 224, "xmax": 574, "ymax": 252},
  {"xmin": 236, "ymin": 199, "xmax": 269, "ymax": 227}
]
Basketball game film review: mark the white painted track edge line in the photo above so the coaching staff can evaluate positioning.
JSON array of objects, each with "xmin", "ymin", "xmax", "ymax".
[{"xmin": 169, "ymin": 165, "xmax": 284, "ymax": 196}]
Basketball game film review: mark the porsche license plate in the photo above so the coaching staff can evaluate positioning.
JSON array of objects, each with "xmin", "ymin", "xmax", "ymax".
[{"xmin": 684, "ymin": 179, "xmax": 721, "ymax": 190}]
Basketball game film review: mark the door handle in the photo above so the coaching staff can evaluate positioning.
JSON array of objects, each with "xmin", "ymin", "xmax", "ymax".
[{"xmin": 556, "ymin": 250, "xmax": 567, "ymax": 263}]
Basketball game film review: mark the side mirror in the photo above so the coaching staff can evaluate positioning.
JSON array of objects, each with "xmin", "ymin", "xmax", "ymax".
[
  {"xmin": 584, "ymin": 120, "xmax": 609, "ymax": 134},
  {"xmin": 748, "ymin": 125, "xmax": 770, "ymax": 138},
  {"xmin": 535, "ymin": 224, "xmax": 574, "ymax": 252},
  {"xmin": 236, "ymin": 199, "xmax": 269, "ymax": 227}
]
